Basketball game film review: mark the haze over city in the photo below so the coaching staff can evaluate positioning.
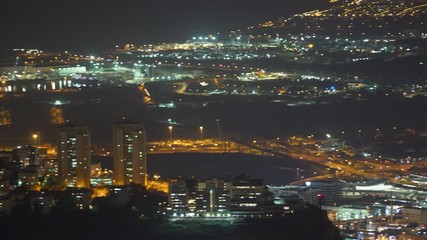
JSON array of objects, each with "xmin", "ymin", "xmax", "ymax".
[
  {"xmin": 1, "ymin": 0, "xmax": 328, "ymax": 50},
  {"xmin": 0, "ymin": 0, "xmax": 427, "ymax": 239}
]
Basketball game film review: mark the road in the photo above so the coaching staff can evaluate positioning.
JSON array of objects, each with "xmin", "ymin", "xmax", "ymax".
[
  {"xmin": 92, "ymin": 137, "xmax": 423, "ymax": 187},
  {"xmin": 248, "ymin": 138, "xmax": 424, "ymax": 186}
]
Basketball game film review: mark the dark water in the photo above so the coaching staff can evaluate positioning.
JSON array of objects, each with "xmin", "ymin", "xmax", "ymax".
[
  {"xmin": 92, "ymin": 153, "xmax": 319, "ymax": 185},
  {"xmin": 1, "ymin": 84, "xmax": 426, "ymax": 183},
  {"xmin": 1, "ymin": 84, "xmax": 427, "ymax": 146}
]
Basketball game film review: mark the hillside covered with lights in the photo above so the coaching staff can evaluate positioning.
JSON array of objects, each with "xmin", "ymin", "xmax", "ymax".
[
  {"xmin": 242, "ymin": 0, "xmax": 427, "ymax": 37},
  {"xmin": 302, "ymin": 0, "xmax": 427, "ymax": 18}
]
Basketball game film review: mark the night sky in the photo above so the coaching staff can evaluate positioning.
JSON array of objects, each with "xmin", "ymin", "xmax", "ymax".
[{"xmin": 2, "ymin": 0, "xmax": 328, "ymax": 51}]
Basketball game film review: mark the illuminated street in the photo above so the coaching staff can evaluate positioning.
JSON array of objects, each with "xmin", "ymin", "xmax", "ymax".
[{"xmin": 1, "ymin": 0, "xmax": 427, "ymax": 239}]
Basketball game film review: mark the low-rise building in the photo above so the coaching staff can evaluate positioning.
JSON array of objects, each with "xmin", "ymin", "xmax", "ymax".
[
  {"xmin": 196, "ymin": 178, "xmax": 231, "ymax": 212},
  {"xmin": 168, "ymin": 178, "xmax": 188, "ymax": 213},
  {"xmin": 230, "ymin": 175, "xmax": 266, "ymax": 211},
  {"xmin": 68, "ymin": 188, "xmax": 92, "ymax": 210},
  {"xmin": 109, "ymin": 186, "xmax": 131, "ymax": 206},
  {"xmin": 402, "ymin": 207, "xmax": 427, "ymax": 224},
  {"xmin": 18, "ymin": 165, "xmax": 41, "ymax": 190},
  {"xmin": 30, "ymin": 191, "xmax": 54, "ymax": 215}
]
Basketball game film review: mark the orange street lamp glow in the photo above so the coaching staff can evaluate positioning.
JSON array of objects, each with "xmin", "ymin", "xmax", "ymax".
[
  {"xmin": 168, "ymin": 126, "xmax": 173, "ymax": 142},
  {"xmin": 199, "ymin": 126, "xmax": 204, "ymax": 141},
  {"xmin": 32, "ymin": 134, "xmax": 38, "ymax": 146}
]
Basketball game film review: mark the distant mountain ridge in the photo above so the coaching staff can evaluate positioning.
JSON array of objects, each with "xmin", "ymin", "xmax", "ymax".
[
  {"xmin": 299, "ymin": 0, "xmax": 427, "ymax": 18},
  {"xmin": 247, "ymin": 0, "xmax": 427, "ymax": 35}
]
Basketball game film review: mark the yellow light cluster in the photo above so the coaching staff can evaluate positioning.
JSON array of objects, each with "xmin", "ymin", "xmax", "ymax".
[
  {"xmin": 146, "ymin": 180, "xmax": 169, "ymax": 193},
  {"xmin": 92, "ymin": 187, "xmax": 109, "ymax": 198}
]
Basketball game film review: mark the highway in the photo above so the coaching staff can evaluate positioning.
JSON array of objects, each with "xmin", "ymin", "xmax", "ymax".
[
  {"xmin": 246, "ymin": 137, "xmax": 424, "ymax": 186},
  {"xmin": 92, "ymin": 137, "xmax": 425, "ymax": 187}
]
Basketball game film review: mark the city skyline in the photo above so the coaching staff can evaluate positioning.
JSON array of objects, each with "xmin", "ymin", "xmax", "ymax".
[{"xmin": 0, "ymin": 0, "xmax": 426, "ymax": 239}]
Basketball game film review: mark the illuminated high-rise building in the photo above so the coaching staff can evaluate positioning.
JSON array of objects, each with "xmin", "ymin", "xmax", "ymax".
[
  {"xmin": 57, "ymin": 124, "xmax": 91, "ymax": 189},
  {"xmin": 113, "ymin": 120, "xmax": 147, "ymax": 186}
]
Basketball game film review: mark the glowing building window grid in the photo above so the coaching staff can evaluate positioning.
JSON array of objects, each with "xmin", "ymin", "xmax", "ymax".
[
  {"xmin": 67, "ymin": 138, "xmax": 77, "ymax": 169},
  {"xmin": 125, "ymin": 135, "xmax": 133, "ymax": 154},
  {"xmin": 123, "ymin": 133, "xmax": 136, "ymax": 181}
]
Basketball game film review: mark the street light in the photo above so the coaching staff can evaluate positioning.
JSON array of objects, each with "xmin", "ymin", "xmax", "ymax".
[
  {"xmin": 216, "ymin": 119, "xmax": 222, "ymax": 140},
  {"xmin": 32, "ymin": 134, "xmax": 38, "ymax": 146},
  {"xmin": 199, "ymin": 126, "xmax": 204, "ymax": 141},
  {"xmin": 168, "ymin": 126, "xmax": 173, "ymax": 142}
]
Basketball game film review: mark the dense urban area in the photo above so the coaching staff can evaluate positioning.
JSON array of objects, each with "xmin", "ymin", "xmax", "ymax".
[{"xmin": 1, "ymin": 0, "xmax": 427, "ymax": 239}]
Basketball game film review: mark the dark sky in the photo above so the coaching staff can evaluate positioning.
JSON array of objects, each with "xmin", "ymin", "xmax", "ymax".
[{"xmin": 2, "ymin": 0, "xmax": 328, "ymax": 51}]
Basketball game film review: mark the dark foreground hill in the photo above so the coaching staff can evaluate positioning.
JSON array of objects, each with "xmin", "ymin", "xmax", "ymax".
[{"xmin": 0, "ymin": 205, "xmax": 340, "ymax": 240}]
